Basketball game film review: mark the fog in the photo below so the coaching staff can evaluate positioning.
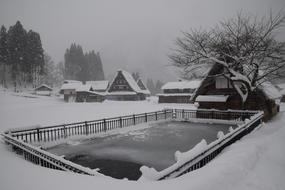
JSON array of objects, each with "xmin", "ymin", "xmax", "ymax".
[{"xmin": 0, "ymin": 0, "xmax": 284, "ymax": 81}]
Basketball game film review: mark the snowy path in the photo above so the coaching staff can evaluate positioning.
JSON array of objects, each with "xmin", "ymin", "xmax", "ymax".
[{"xmin": 0, "ymin": 92, "xmax": 285, "ymax": 190}]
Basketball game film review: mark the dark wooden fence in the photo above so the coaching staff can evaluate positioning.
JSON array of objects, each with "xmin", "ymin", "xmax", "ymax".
[
  {"xmin": 140, "ymin": 111, "xmax": 263, "ymax": 180},
  {"xmin": 5, "ymin": 109, "xmax": 173, "ymax": 143},
  {"xmin": 174, "ymin": 109, "xmax": 257, "ymax": 122},
  {"xmin": 1, "ymin": 134, "xmax": 100, "ymax": 176},
  {"xmin": 2, "ymin": 108, "xmax": 262, "ymax": 179}
]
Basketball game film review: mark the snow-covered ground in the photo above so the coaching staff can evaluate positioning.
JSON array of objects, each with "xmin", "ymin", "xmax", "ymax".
[
  {"xmin": 0, "ymin": 91, "xmax": 194, "ymax": 132},
  {"xmin": 1, "ymin": 90, "xmax": 285, "ymax": 190}
]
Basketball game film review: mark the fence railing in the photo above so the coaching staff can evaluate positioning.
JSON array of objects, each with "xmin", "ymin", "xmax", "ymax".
[
  {"xmin": 5, "ymin": 109, "xmax": 173, "ymax": 143},
  {"xmin": 2, "ymin": 108, "xmax": 262, "ymax": 180},
  {"xmin": 139, "ymin": 111, "xmax": 263, "ymax": 181},
  {"xmin": 1, "ymin": 133, "xmax": 103, "ymax": 176},
  {"xmin": 174, "ymin": 109, "xmax": 257, "ymax": 122}
]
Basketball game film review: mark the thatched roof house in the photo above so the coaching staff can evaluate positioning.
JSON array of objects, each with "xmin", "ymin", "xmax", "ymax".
[
  {"xmin": 191, "ymin": 63, "xmax": 281, "ymax": 121},
  {"xmin": 107, "ymin": 70, "xmax": 147, "ymax": 101}
]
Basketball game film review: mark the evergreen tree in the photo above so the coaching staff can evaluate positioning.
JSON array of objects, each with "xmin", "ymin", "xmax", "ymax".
[
  {"xmin": 95, "ymin": 52, "xmax": 105, "ymax": 80},
  {"xmin": 27, "ymin": 30, "xmax": 44, "ymax": 86},
  {"xmin": 7, "ymin": 21, "xmax": 27, "ymax": 88},
  {"xmin": 65, "ymin": 44, "xmax": 105, "ymax": 82},
  {"xmin": 0, "ymin": 25, "xmax": 8, "ymax": 88},
  {"xmin": 64, "ymin": 43, "xmax": 86, "ymax": 81}
]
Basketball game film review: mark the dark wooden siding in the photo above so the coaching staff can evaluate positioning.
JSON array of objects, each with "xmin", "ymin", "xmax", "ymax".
[
  {"xmin": 76, "ymin": 91, "xmax": 105, "ymax": 102},
  {"xmin": 158, "ymin": 95, "xmax": 191, "ymax": 103}
]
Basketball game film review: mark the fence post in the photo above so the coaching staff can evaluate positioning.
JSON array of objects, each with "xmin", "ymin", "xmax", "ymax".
[
  {"xmin": 119, "ymin": 117, "xmax": 122, "ymax": 128},
  {"xmin": 103, "ymin": 119, "xmax": 107, "ymax": 132},
  {"xmin": 37, "ymin": 128, "xmax": 40, "ymax": 142},
  {"xmin": 155, "ymin": 112, "xmax": 158, "ymax": 121},
  {"xmin": 164, "ymin": 110, "xmax": 167, "ymax": 119},
  {"xmin": 85, "ymin": 121, "xmax": 88, "ymax": 135},
  {"xmin": 133, "ymin": 114, "xmax": 136, "ymax": 125},
  {"xmin": 64, "ymin": 125, "xmax": 67, "ymax": 138},
  {"xmin": 182, "ymin": 109, "xmax": 185, "ymax": 119},
  {"xmin": 145, "ymin": 113, "xmax": 148, "ymax": 122}
]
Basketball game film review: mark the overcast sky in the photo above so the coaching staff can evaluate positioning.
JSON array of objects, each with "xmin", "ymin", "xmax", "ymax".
[{"xmin": 1, "ymin": 0, "xmax": 285, "ymax": 82}]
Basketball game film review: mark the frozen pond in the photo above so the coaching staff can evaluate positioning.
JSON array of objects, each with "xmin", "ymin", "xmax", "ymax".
[{"xmin": 48, "ymin": 121, "xmax": 236, "ymax": 180}]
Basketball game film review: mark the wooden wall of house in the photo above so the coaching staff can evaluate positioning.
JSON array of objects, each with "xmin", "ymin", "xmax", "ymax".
[
  {"xmin": 163, "ymin": 89, "xmax": 194, "ymax": 94},
  {"xmin": 76, "ymin": 91, "xmax": 105, "ymax": 102},
  {"xmin": 158, "ymin": 95, "xmax": 191, "ymax": 103},
  {"xmin": 107, "ymin": 94, "xmax": 145, "ymax": 101}
]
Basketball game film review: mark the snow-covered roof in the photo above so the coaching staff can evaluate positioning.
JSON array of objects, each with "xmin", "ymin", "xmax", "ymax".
[
  {"xmin": 136, "ymin": 79, "xmax": 151, "ymax": 95},
  {"xmin": 60, "ymin": 83, "xmax": 82, "ymax": 90},
  {"xmin": 119, "ymin": 70, "xmax": 143, "ymax": 93},
  {"xmin": 63, "ymin": 80, "xmax": 81, "ymax": 84},
  {"xmin": 75, "ymin": 84, "xmax": 93, "ymax": 92},
  {"xmin": 86, "ymin": 80, "xmax": 109, "ymax": 91},
  {"xmin": 81, "ymin": 90, "xmax": 105, "ymax": 96},
  {"xmin": 157, "ymin": 93, "xmax": 193, "ymax": 97},
  {"xmin": 161, "ymin": 80, "xmax": 201, "ymax": 90},
  {"xmin": 196, "ymin": 95, "xmax": 229, "ymax": 102},
  {"xmin": 107, "ymin": 91, "xmax": 137, "ymax": 95},
  {"xmin": 34, "ymin": 84, "xmax": 53, "ymax": 91},
  {"xmin": 259, "ymin": 82, "xmax": 282, "ymax": 99}
]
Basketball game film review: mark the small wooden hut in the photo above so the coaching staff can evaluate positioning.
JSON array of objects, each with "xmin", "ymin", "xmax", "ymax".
[{"xmin": 34, "ymin": 84, "xmax": 53, "ymax": 96}]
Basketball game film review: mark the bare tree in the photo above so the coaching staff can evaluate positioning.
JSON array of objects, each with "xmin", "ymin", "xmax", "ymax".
[{"xmin": 170, "ymin": 10, "xmax": 285, "ymax": 102}]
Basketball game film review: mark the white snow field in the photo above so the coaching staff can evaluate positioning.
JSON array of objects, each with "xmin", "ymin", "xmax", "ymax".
[{"xmin": 1, "ymin": 90, "xmax": 285, "ymax": 190}]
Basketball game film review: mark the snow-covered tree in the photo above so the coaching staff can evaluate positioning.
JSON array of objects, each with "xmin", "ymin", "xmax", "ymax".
[
  {"xmin": 0, "ymin": 25, "xmax": 8, "ymax": 88},
  {"xmin": 170, "ymin": 11, "xmax": 285, "ymax": 102},
  {"xmin": 27, "ymin": 30, "xmax": 45, "ymax": 87},
  {"xmin": 7, "ymin": 21, "xmax": 28, "ymax": 88}
]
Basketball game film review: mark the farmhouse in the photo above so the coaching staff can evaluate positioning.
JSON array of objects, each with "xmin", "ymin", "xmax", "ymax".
[
  {"xmin": 75, "ymin": 84, "xmax": 105, "ymax": 102},
  {"xmin": 191, "ymin": 63, "xmax": 281, "ymax": 121},
  {"xmin": 34, "ymin": 84, "xmax": 53, "ymax": 96},
  {"xmin": 60, "ymin": 82, "xmax": 105, "ymax": 103},
  {"xmin": 107, "ymin": 70, "xmax": 146, "ymax": 101},
  {"xmin": 59, "ymin": 83, "xmax": 81, "ymax": 102},
  {"xmin": 136, "ymin": 78, "xmax": 151, "ymax": 97},
  {"xmin": 158, "ymin": 80, "xmax": 201, "ymax": 103}
]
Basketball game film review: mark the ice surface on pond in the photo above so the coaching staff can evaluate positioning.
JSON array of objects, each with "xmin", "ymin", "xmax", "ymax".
[{"xmin": 48, "ymin": 121, "xmax": 236, "ymax": 179}]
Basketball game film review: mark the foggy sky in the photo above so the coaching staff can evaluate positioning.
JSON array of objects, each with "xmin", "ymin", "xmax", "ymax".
[{"xmin": 1, "ymin": 0, "xmax": 285, "ymax": 82}]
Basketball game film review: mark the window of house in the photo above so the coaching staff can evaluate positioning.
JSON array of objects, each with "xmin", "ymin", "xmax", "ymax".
[{"xmin": 215, "ymin": 76, "xmax": 232, "ymax": 89}]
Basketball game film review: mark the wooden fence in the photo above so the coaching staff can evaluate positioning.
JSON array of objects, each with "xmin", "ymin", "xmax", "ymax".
[
  {"xmin": 2, "ymin": 108, "xmax": 262, "ymax": 179},
  {"xmin": 5, "ymin": 109, "xmax": 173, "ymax": 143},
  {"xmin": 174, "ymin": 109, "xmax": 257, "ymax": 121},
  {"xmin": 140, "ymin": 111, "xmax": 263, "ymax": 180},
  {"xmin": 1, "ymin": 133, "xmax": 101, "ymax": 176}
]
